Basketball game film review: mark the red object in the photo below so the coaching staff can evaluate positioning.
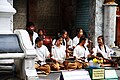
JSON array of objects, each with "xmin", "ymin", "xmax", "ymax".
[{"xmin": 43, "ymin": 36, "xmax": 52, "ymax": 45}]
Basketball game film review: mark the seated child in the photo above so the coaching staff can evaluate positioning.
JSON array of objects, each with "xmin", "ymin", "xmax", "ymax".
[{"xmin": 34, "ymin": 37, "xmax": 51, "ymax": 75}]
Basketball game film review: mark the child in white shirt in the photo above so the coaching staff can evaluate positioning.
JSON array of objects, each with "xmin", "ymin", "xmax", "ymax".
[
  {"xmin": 34, "ymin": 37, "xmax": 51, "ymax": 75},
  {"xmin": 73, "ymin": 36, "xmax": 90, "ymax": 62}
]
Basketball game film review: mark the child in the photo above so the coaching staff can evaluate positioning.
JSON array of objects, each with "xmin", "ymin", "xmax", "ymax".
[
  {"xmin": 73, "ymin": 36, "xmax": 90, "ymax": 68},
  {"xmin": 34, "ymin": 37, "xmax": 51, "ymax": 75},
  {"xmin": 51, "ymin": 35, "xmax": 67, "ymax": 70},
  {"xmin": 51, "ymin": 35, "xmax": 77, "ymax": 70}
]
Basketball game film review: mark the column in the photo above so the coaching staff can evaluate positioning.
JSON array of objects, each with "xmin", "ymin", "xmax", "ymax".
[
  {"xmin": 7, "ymin": 0, "xmax": 14, "ymax": 32},
  {"xmin": 0, "ymin": 0, "xmax": 16, "ymax": 34},
  {"xmin": 103, "ymin": 3, "xmax": 117, "ymax": 48}
]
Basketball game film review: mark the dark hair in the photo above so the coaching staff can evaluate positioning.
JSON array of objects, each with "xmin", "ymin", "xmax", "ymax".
[
  {"xmin": 78, "ymin": 36, "xmax": 86, "ymax": 44},
  {"xmin": 76, "ymin": 28, "xmax": 82, "ymax": 35},
  {"xmin": 98, "ymin": 35, "xmax": 104, "ymax": 44},
  {"xmin": 27, "ymin": 30, "xmax": 33, "ymax": 36},
  {"xmin": 37, "ymin": 29, "xmax": 45, "ymax": 36},
  {"xmin": 78, "ymin": 36, "xmax": 86, "ymax": 51},
  {"xmin": 35, "ymin": 37, "xmax": 43, "ymax": 44},
  {"xmin": 55, "ymin": 34, "xmax": 62, "ymax": 41},
  {"xmin": 38, "ymin": 29, "xmax": 44, "ymax": 33},
  {"xmin": 60, "ymin": 29, "xmax": 67, "ymax": 35},
  {"xmin": 26, "ymin": 22, "xmax": 35, "ymax": 28}
]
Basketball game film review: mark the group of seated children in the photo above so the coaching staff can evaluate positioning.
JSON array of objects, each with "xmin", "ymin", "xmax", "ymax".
[{"xmin": 26, "ymin": 22, "xmax": 115, "ymax": 75}]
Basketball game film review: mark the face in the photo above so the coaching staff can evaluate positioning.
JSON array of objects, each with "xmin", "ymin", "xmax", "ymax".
[
  {"xmin": 81, "ymin": 39, "xmax": 86, "ymax": 46},
  {"xmin": 78, "ymin": 29, "xmax": 83, "ymax": 37},
  {"xmin": 66, "ymin": 36, "xmax": 69, "ymax": 42},
  {"xmin": 39, "ymin": 30, "xmax": 44, "ymax": 36},
  {"xmin": 63, "ymin": 32, "xmax": 67, "ymax": 38},
  {"xmin": 37, "ymin": 40, "xmax": 43, "ymax": 48},
  {"xmin": 56, "ymin": 38, "xmax": 63, "ymax": 45},
  {"xmin": 97, "ymin": 37, "xmax": 103, "ymax": 46},
  {"xmin": 29, "ymin": 25, "xmax": 35, "ymax": 31}
]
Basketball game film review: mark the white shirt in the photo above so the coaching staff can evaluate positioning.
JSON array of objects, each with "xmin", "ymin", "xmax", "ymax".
[
  {"xmin": 51, "ymin": 45, "xmax": 66, "ymax": 63},
  {"xmin": 52, "ymin": 39, "xmax": 56, "ymax": 46},
  {"xmin": 72, "ymin": 36, "xmax": 80, "ymax": 47},
  {"xmin": 73, "ymin": 45, "xmax": 90, "ymax": 59},
  {"xmin": 33, "ymin": 32, "xmax": 38, "ymax": 47},
  {"xmin": 36, "ymin": 45, "xmax": 50, "ymax": 65},
  {"xmin": 67, "ymin": 38, "xmax": 73, "ymax": 49},
  {"xmin": 93, "ymin": 45, "xmax": 113, "ymax": 59}
]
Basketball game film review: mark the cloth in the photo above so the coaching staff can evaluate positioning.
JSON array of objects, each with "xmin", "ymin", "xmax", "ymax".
[
  {"xmin": 52, "ymin": 39, "xmax": 56, "ymax": 46},
  {"xmin": 67, "ymin": 38, "xmax": 73, "ymax": 49},
  {"xmin": 33, "ymin": 32, "xmax": 38, "ymax": 47},
  {"xmin": 72, "ymin": 36, "xmax": 80, "ymax": 47}
]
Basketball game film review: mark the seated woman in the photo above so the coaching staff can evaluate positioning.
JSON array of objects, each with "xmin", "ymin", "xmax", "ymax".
[
  {"xmin": 72, "ymin": 28, "xmax": 84, "ymax": 49},
  {"xmin": 73, "ymin": 36, "xmax": 90, "ymax": 68},
  {"xmin": 51, "ymin": 35, "xmax": 77, "ymax": 70},
  {"xmin": 93, "ymin": 35, "xmax": 117, "ymax": 67},
  {"xmin": 34, "ymin": 37, "xmax": 51, "ymax": 75},
  {"xmin": 93, "ymin": 35, "xmax": 114, "ymax": 59}
]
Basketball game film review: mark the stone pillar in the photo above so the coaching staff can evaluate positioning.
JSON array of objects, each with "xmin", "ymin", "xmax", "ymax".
[
  {"xmin": 7, "ymin": 0, "xmax": 14, "ymax": 32},
  {"xmin": 0, "ymin": 0, "xmax": 16, "ymax": 34},
  {"xmin": 103, "ymin": 3, "xmax": 117, "ymax": 48}
]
